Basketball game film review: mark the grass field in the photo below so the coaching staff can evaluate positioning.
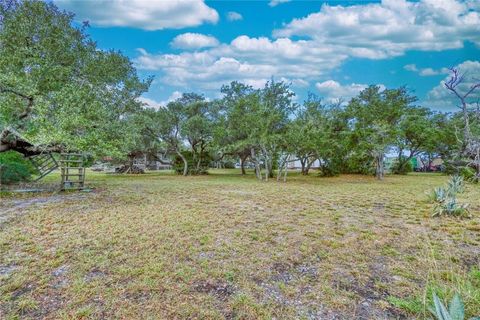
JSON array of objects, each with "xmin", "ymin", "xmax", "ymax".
[{"xmin": 0, "ymin": 170, "xmax": 479, "ymax": 319}]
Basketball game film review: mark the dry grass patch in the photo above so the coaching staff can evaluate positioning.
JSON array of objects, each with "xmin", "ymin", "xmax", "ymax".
[{"xmin": 0, "ymin": 170, "xmax": 479, "ymax": 319}]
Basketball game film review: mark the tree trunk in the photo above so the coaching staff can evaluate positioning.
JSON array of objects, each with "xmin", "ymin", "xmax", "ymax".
[
  {"xmin": 261, "ymin": 146, "xmax": 272, "ymax": 181},
  {"xmin": 375, "ymin": 153, "xmax": 384, "ymax": 180},
  {"xmin": 240, "ymin": 154, "xmax": 247, "ymax": 175},
  {"xmin": 277, "ymin": 155, "xmax": 286, "ymax": 181},
  {"xmin": 251, "ymin": 148, "xmax": 261, "ymax": 180},
  {"xmin": 176, "ymin": 150, "xmax": 188, "ymax": 176},
  {"xmin": 304, "ymin": 157, "xmax": 316, "ymax": 175},
  {"xmin": 283, "ymin": 154, "xmax": 289, "ymax": 182},
  {"xmin": 300, "ymin": 157, "xmax": 307, "ymax": 175},
  {"xmin": 264, "ymin": 155, "xmax": 269, "ymax": 182}
]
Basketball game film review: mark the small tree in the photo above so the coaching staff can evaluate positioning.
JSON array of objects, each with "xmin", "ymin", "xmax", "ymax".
[{"xmin": 347, "ymin": 86, "xmax": 416, "ymax": 180}]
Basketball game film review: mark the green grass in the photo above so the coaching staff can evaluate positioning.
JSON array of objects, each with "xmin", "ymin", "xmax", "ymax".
[{"xmin": 0, "ymin": 170, "xmax": 479, "ymax": 319}]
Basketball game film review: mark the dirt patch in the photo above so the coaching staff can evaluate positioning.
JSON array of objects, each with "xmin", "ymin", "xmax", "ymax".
[
  {"xmin": 332, "ymin": 265, "xmax": 405, "ymax": 319},
  {"xmin": 193, "ymin": 280, "xmax": 235, "ymax": 302},
  {"xmin": 0, "ymin": 193, "xmax": 91, "ymax": 225},
  {"xmin": 51, "ymin": 264, "xmax": 70, "ymax": 289},
  {"xmin": 84, "ymin": 269, "xmax": 108, "ymax": 282},
  {"xmin": 0, "ymin": 265, "xmax": 17, "ymax": 277}
]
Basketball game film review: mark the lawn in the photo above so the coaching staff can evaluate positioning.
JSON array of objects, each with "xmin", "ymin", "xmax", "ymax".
[{"xmin": 0, "ymin": 170, "xmax": 479, "ymax": 319}]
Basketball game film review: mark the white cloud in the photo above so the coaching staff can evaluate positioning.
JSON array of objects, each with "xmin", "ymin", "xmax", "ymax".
[
  {"xmin": 138, "ymin": 97, "xmax": 162, "ymax": 110},
  {"xmin": 404, "ymin": 64, "xmax": 450, "ymax": 76},
  {"xmin": 161, "ymin": 91, "xmax": 183, "ymax": 106},
  {"xmin": 135, "ymin": 35, "xmax": 346, "ymax": 92},
  {"xmin": 274, "ymin": 0, "xmax": 480, "ymax": 59},
  {"xmin": 55, "ymin": 0, "xmax": 219, "ymax": 30},
  {"xmin": 170, "ymin": 33, "xmax": 219, "ymax": 50},
  {"xmin": 404, "ymin": 64, "xmax": 418, "ymax": 72},
  {"xmin": 315, "ymin": 80, "xmax": 375, "ymax": 103},
  {"xmin": 269, "ymin": 0, "xmax": 291, "ymax": 7},
  {"xmin": 425, "ymin": 60, "xmax": 480, "ymax": 110},
  {"xmin": 227, "ymin": 11, "xmax": 243, "ymax": 21},
  {"xmin": 138, "ymin": 91, "xmax": 183, "ymax": 110},
  {"xmin": 132, "ymin": 1, "xmax": 478, "ymax": 99}
]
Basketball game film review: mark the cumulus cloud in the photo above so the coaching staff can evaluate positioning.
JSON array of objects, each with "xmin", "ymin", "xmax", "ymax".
[
  {"xmin": 55, "ymin": 0, "xmax": 219, "ymax": 30},
  {"xmin": 138, "ymin": 97, "xmax": 162, "ymax": 110},
  {"xmin": 404, "ymin": 64, "xmax": 450, "ymax": 76},
  {"xmin": 315, "ymin": 80, "xmax": 379, "ymax": 103},
  {"xmin": 135, "ymin": 35, "xmax": 346, "ymax": 92},
  {"xmin": 274, "ymin": 0, "xmax": 480, "ymax": 59},
  {"xmin": 170, "ymin": 33, "xmax": 219, "ymax": 50},
  {"xmin": 227, "ymin": 11, "xmax": 243, "ymax": 21},
  {"xmin": 138, "ymin": 91, "xmax": 183, "ymax": 110},
  {"xmin": 133, "ymin": 1, "xmax": 478, "ymax": 99},
  {"xmin": 269, "ymin": 0, "xmax": 291, "ymax": 7},
  {"xmin": 425, "ymin": 60, "xmax": 480, "ymax": 110}
]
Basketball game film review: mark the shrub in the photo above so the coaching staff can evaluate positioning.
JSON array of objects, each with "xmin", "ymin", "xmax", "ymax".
[
  {"xmin": 391, "ymin": 159, "xmax": 413, "ymax": 175},
  {"xmin": 0, "ymin": 151, "xmax": 36, "ymax": 184},
  {"xmin": 318, "ymin": 163, "xmax": 340, "ymax": 177},
  {"xmin": 173, "ymin": 151, "xmax": 211, "ymax": 175},
  {"xmin": 460, "ymin": 166, "xmax": 478, "ymax": 184},
  {"xmin": 223, "ymin": 161, "xmax": 236, "ymax": 169}
]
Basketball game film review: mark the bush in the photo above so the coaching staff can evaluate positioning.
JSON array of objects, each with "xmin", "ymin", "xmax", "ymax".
[
  {"xmin": 459, "ymin": 166, "xmax": 478, "ymax": 183},
  {"xmin": 173, "ymin": 151, "xmax": 211, "ymax": 175},
  {"xmin": 223, "ymin": 161, "xmax": 236, "ymax": 169},
  {"xmin": 0, "ymin": 151, "xmax": 36, "ymax": 184},
  {"xmin": 318, "ymin": 162, "xmax": 340, "ymax": 177},
  {"xmin": 391, "ymin": 159, "xmax": 413, "ymax": 175},
  {"xmin": 341, "ymin": 154, "xmax": 375, "ymax": 175}
]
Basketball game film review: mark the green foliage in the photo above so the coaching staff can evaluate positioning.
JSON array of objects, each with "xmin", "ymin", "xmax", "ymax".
[
  {"xmin": 0, "ymin": 0, "xmax": 150, "ymax": 157},
  {"xmin": 223, "ymin": 161, "xmax": 236, "ymax": 169},
  {"xmin": 346, "ymin": 86, "xmax": 417, "ymax": 179},
  {"xmin": 459, "ymin": 167, "xmax": 478, "ymax": 183},
  {"xmin": 0, "ymin": 151, "xmax": 36, "ymax": 184},
  {"xmin": 173, "ymin": 151, "xmax": 211, "ymax": 175},
  {"xmin": 430, "ymin": 293, "xmax": 480, "ymax": 320},
  {"xmin": 387, "ymin": 296, "xmax": 423, "ymax": 314},
  {"xmin": 317, "ymin": 162, "xmax": 341, "ymax": 177},
  {"xmin": 391, "ymin": 158, "xmax": 413, "ymax": 175}
]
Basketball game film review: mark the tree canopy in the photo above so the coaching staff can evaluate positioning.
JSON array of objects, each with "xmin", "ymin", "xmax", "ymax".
[{"xmin": 0, "ymin": 0, "xmax": 150, "ymax": 157}]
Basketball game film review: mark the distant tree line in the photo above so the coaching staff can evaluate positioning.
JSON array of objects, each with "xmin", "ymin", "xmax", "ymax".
[
  {"xmin": 0, "ymin": 0, "xmax": 479, "ymax": 183},
  {"xmin": 134, "ymin": 80, "xmax": 479, "ymax": 181}
]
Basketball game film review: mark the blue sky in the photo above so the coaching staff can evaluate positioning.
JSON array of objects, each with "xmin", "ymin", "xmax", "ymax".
[{"xmin": 55, "ymin": 0, "xmax": 480, "ymax": 111}]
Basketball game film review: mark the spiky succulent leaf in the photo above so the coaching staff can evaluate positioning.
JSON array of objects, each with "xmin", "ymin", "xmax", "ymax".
[
  {"xmin": 433, "ymin": 294, "xmax": 453, "ymax": 320},
  {"xmin": 448, "ymin": 293, "xmax": 464, "ymax": 320}
]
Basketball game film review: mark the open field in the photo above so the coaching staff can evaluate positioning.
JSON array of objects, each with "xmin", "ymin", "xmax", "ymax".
[{"xmin": 0, "ymin": 170, "xmax": 479, "ymax": 319}]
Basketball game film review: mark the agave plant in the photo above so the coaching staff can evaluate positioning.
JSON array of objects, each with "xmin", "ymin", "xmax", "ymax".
[
  {"xmin": 430, "ymin": 293, "xmax": 480, "ymax": 320},
  {"xmin": 433, "ymin": 197, "xmax": 469, "ymax": 217},
  {"xmin": 430, "ymin": 175, "xmax": 469, "ymax": 217},
  {"xmin": 447, "ymin": 175, "xmax": 465, "ymax": 194},
  {"xmin": 430, "ymin": 187, "xmax": 449, "ymax": 203}
]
